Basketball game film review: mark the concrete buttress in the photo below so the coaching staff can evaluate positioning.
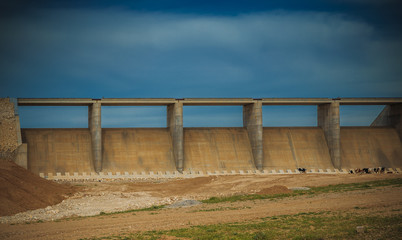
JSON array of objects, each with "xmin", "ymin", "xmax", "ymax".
[
  {"xmin": 317, "ymin": 101, "xmax": 341, "ymax": 169},
  {"xmin": 89, "ymin": 101, "xmax": 102, "ymax": 173},
  {"xmin": 371, "ymin": 104, "xmax": 402, "ymax": 141},
  {"xmin": 167, "ymin": 101, "xmax": 184, "ymax": 172},
  {"xmin": 243, "ymin": 100, "xmax": 263, "ymax": 170}
]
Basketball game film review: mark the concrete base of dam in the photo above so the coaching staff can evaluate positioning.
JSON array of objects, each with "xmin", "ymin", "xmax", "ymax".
[{"xmin": 21, "ymin": 127, "xmax": 402, "ymax": 176}]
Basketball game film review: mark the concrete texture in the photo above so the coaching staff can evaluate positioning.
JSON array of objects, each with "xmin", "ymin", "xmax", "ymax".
[
  {"xmin": 263, "ymin": 127, "xmax": 334, "ymax": 170},
  {"xmin": 22, "ymin": 129, "xmax": 94, "ymax": 174},
  {"xmin": 15, "ymin": 144, "xmax": 27, "ymax": 169},
  {"xmin": 183, "ymin": 128, "xmax": 255, "ymax": 172},
  {"xmin": 102, "ymin": 128, "xmax": 176, "ymax": 173},
  {"xmin": 167, "ymin": 101, "xmax": 184, "ymax": 172},
  {"xmin": 243, "ymin": 101, "xmax": 263, "ymax": 170},
  {"xmin": 318, "ymin": 102, "xmax": 341, "ymax": 169},
  {"xmin": 340, "ymin": 127, "xmax": 402, "ymax": 169},
  {"xmin": 89, "ymin": 101, "xmax": 102, "ymax": 172},
  {"xmin": 371, "ymin": 104, "xmax": 402, "ymax": 141}
]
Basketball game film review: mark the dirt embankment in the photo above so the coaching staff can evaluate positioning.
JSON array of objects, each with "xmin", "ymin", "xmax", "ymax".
[{"xmin": 0, "ymin": 159, "xmax": 76, "ymax": 216}]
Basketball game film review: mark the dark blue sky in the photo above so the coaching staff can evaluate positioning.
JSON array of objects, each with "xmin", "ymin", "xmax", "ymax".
[{"xmin": 1, "ymin": 0, "xmax": 401, "ymax": 127}]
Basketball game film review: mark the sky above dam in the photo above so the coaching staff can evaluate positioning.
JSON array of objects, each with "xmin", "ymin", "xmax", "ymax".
[{"xmin": 1, "ymin": 0, "xmax": 401, "ymax": 127}]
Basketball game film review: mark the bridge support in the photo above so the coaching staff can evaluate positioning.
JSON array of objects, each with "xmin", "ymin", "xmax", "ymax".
[
  {"xmin": 167, "ymin": 101, "xmax": 184, "ymax": 172},
  {"xmin": 243, "ymin": 100, "xmax": 263, "ymax": 170},
  {"xmin": 89, "ymin": 100, "xmax": 102, "ymax": 173},
  {"xmin": 318, "ymin": 101, "xmax": 341, "ymax": 169},
  {"xmin": 371, "ymin": 104, "xmax": 402, "ymax": 140}
]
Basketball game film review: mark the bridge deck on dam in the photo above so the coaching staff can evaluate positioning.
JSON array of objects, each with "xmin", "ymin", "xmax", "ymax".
[{"xmin": 341, "ymin": 127, "xmax": 402, "ymax": 169}]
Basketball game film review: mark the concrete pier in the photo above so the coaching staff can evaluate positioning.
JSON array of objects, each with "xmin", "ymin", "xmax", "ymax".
[
  {"xmin": 243, "ymin": 100, "xmax": 263, "ymax": 170},
  {"xmin": 89, "ymin": 101, "xmax": 102, "ymax": 173},
  {"xmin": 317, "ymin": 101, "xmax": 341, "ymax": 169},
  {"xmin": 167, "ymin": 101, "xmax": 184, "ymax": 172}
]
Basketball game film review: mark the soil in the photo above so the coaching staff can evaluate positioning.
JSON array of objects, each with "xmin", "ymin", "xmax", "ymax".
[
  {"xmin": 0, "ymin": 159, "xmax": 76, "ymax": 216},
  {"xmin": 0, "ymin": 172, "xmax": 400, "ymax": 240}
]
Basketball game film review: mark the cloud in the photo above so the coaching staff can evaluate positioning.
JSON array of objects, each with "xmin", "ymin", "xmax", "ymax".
[{"xmin": 2, "ymin": 8, "xmax": 401, "ymax": 126}]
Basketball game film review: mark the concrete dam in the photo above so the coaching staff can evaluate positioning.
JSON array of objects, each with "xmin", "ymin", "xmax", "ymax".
[{"xmin": 5, "ymin": 98, "xmax": 402, "ymax": 179}]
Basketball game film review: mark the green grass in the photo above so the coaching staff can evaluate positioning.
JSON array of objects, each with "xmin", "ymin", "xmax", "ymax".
[
  {"xmin": 201, "ymin": 178, "xmax": 402, "ymax": 204},
  {"xmin": 79, "ymin": 211, "xmax": 402, "ymax": 240}
]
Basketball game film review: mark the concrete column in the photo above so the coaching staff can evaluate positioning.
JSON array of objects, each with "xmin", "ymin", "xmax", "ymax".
[
  {"xmin": 10, "ymin": 98, "xmax": 22, "ymax": 145},
  {"xmin": 167, "ymin": 101, "xmax": 184, "ymax": 172},
  {"xmin": 89, "ymin": 101, "xmax": 102, "ymax": 173},
  {"xmin": 317, "ymin": 101, "xmax": 341, "ymax": 169},
  {"xmin": 371, "ymin": 104, "xmax": 402, "ymax": 140},
  {"xmin": 243, "ymin": 100, "xmax": 263, "ymax": 170}
]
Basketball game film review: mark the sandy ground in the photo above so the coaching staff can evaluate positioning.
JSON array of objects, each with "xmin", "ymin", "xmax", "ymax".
[{"xmin": 0, "ymin": 174, "xmax": 401, "ymax": 240}]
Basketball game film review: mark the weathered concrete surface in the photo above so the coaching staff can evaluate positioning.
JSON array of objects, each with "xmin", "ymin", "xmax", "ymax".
[
  {"xmin": 263, "ymin": 127, "xmax": 334, "ymax": 170},
  {"xmin": 167, "ymin": 102, "xmax": 184, "ymax": 172},
  {"xmin": 102, "ymin": 128, "xmax": 176, "ymax": 173},
  {"xmin": 22, "ymin": 129, "xmax": 94, "ymax": 174},
  {"xmin": 243, "ymin": 101, "xmax": 263, "ymax": 170},
  {"xmin": 371, "ymin": 104, "xmax": 402, "ymax": 141},
  {"xmin": 317, "ymin": 102, "xmax": 341, "ymax": 169},
  {"xmin": 15, "ymin": 143, "xmax": 27, "ymax": 169},
  {"xmin": 89, "ymin": 102, "xmax": 102, "ymax": 172},
  {"xmin": 340, "ymin": 127, "xmax": 402, "ymax": 169},
  {"xmin": 183, "ymin": 128, "xmax": 255, "ymax": 172}
]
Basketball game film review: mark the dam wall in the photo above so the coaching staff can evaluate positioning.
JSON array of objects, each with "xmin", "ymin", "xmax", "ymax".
[
  {"xmin": 340, "ymin": 127, "xmax": 402, "ymax": 169},
  {"xmin": 22, "ymin": 126, "xmax": 402, "ymax": 175},
  {"xmin": 263, "ymin": 127, "xmax": 333, "ymax": 170},
  {"xmin": 8, "ymin": 97, "xmax": 402, "ymax": 177}
]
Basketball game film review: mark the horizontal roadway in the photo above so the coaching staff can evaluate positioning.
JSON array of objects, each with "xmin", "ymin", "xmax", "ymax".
[{"xmin": 17, "ymin": 98, "xmax": 402, "ymax": 106}]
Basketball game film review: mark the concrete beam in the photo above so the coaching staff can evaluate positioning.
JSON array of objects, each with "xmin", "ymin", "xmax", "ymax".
[
  {"xmin": 339, "ymin": 98, "xmax": 402, "ymax": 105},
  {"xmin": 18, "ymin": 98, "xmax": 94, "ymax": 106},
  {"xmin": 89, "ymin": 101, "xmax": 102, "ymax": 173},
  {"xmin": 371, "ymin": 104, "xmax": 402, "ymax": 140},
  {"xmin": 182, "ymin": 98, "xmax": 254, "ymax": 106},
  {"xmin": 98, "ymin": 98, "xmax": 176, "ymax": 106},
  {"xmin": 318, "ymin": 101, "xmax": 341, "ymax": 169},
  {"xmin": 243, "ymin": 100, "xmax": 263, "ymax": 170},
  {"xmin": 262, "ymin": 98, "xmax": 333, "ymax": 105},
  {"xmin": 167, "ymin": 101, "xmax": 184, "ymax": 172}
]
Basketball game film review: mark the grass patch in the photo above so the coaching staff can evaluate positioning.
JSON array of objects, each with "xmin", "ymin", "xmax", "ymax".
[
  {"xmin": 79, "ymin": 211, "xmax": 402, "ymax": 240},
  {"xmin": 201, "ymin": 178, "xmax": 402, "ymax": 204}
]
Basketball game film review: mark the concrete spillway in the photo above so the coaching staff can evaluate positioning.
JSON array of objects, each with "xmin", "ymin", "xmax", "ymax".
[
  {"xmin": 102, "ymin": 128, "xmax": 176, "ymax": 173},
  {"xmin": 184, "ymin": 128, "xmax": 255, "ymax": 172},
  {"xmin": 22, "ymin": 127, "xmax": 402, "ymax": 175},
  {"xmin": 263, "ymin": 127, "xmax": 334, "ymax": 170},
  {"xmin": 340, "ymin": 127, "xmax": 402, "ymax": 169},
  {"xmin": 22, "ymin": 129, "xmax": 94, "ymax": 174}
]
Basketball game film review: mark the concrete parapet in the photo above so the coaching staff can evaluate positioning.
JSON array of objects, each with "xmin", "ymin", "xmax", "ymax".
[
  {"xmin": 243, "ymin": 100, "xmax": 263, "ymax": 170},
  {"xmin": 318, "ymin": 101, "xmax": 341, "ymax": 169},
  {"xmin": 89, "ymin": 101, "xmax": 102, "ymax": 173},
  {"xmin": 167, "ymin": 101, "xmax": 184, "ymax": 172}
]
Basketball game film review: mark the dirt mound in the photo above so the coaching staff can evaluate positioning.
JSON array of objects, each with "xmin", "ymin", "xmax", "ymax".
[
  {"xmin": 255, "ymin": 185, "xmax": 292, "ymax": 195},
  {"xmin": 0, "ymin": 159, "xmax": 76, "ymax": 216}
]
